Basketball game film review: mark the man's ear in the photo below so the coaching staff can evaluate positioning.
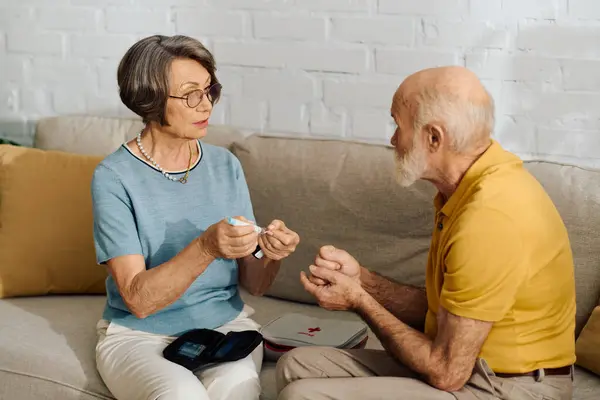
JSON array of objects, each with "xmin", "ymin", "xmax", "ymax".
[{"xmin": 425, "ymin": 124, "xmax": 444, "ymax": 153}]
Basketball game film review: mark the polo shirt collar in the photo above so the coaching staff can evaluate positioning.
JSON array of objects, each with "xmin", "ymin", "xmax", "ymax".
[{"xmin": 434, "ymin": 139, "xmax": 520, "ymax": 217}]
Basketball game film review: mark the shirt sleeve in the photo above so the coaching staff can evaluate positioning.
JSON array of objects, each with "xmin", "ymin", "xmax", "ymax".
[
  {"xmin": 231, "ymin": 155, "xmax": 257, "ymax": 224},
  {"xmin": 91, "ymin": 164, "xmax": 143, "ymax": 265},
  {"xmin": 440, "ymin": 208, "xmax": 526, "ymax": 322}
]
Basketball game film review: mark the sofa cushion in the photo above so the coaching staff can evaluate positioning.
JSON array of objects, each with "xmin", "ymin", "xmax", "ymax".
[
  {"xmin": 0, "ymin": 145, "xmax": 106, "ymax": 298},
  {"xmin": 575, "ymin": 304, "xmax": 600, "ymax": 377},
  {"xmin": 232, "ymin": 135, "xmax": 436, "ymax": 304},
  {"xmin": 574, "ymin": 366, "xmax": 600, "ymax": 400},
  {"xmin": 524, "ymin": 162, "xmax": 600, "ymax": 336},
  {"xmin": 1, "ymin": 293, "xmax": 597, "ymax": 400},
  {"xmin": 34, "ymin": 116, "xmax": 246, "ymax": 156},
  {"xmin": 0, "ymin": 292, "xmax": 378, "ymax": 400}
]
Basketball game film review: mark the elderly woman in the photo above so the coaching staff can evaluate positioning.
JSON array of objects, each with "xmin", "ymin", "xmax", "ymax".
[{"xmin": 91, "ymin": 35, "xmax": 300, "ymax": 400}]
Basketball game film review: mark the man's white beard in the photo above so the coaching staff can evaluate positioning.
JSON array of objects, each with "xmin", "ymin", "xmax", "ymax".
[{"xmin": 394, "ymin": 143, "xmax": 428, "ymax": 187}]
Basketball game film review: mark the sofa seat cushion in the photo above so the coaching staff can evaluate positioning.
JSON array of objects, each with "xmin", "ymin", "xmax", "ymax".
[
  {"xmin": 0, "ymin": 292, "xmax": 381, "ymax": 400},
  {"xmin": 574, "ymin": 366, "xmax": 600, "ymax": 400},
  {"xmin": 0, "ymin": 295, "xmax": 112, "ymax": 400}
]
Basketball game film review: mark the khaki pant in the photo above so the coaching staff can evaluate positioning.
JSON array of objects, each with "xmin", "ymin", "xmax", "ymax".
[{"xmin": 276, "ymin": 347, "xmax": 573, "ymax": 400}]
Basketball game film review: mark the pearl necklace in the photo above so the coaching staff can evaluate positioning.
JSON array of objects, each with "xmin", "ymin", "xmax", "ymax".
[{"xmin": 136, "ymin": 131, "xmax": 193, "ymax": 184}]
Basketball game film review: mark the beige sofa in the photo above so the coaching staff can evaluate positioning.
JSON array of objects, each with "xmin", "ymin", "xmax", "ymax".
[{"xmin": 1, "ymin": 116, "xmax": 599, "ymax": 400}]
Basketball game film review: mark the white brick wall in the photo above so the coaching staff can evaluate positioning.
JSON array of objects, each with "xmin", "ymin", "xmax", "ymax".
[{"xmin": 1, "ymin": 0, "xmax": 600, "ymax": 167}]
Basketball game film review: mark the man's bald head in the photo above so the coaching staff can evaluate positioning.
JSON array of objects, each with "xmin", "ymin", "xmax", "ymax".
[{"xmin": 392, "ymin": 66, "xmax": 494, "ymax": 154}]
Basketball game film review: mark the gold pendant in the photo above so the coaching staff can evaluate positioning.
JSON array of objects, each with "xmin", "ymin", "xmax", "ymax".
[{"xmin": 179, "ymin": 177, "xmax": 188, "ymax": 184}]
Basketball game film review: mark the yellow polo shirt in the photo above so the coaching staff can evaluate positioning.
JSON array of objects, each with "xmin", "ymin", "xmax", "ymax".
[{"xmin": 424, "ymin": 140, "xmax": 576, "ymax": 373}]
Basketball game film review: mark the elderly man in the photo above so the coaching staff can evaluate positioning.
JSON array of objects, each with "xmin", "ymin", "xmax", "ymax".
[{"xmin": 276, "ymin": 66, "xmax": 576, "ymax": 400}]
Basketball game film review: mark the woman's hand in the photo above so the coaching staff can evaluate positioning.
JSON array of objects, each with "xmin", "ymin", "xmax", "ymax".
[
  {"xmin": 258, "ymin": 219, "xmax": 300, "ymax": 261},
  {"xmin": 199, "ymin": 217, "xmax": 258, "ymax": 260}
]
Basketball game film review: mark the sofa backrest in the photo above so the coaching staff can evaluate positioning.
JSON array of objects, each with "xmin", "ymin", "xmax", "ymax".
[
  {"xmin": 34, "ymin": 116, "xmax": 244, "ymax": 155},
  {"xmin": 233, "ymin": 135, "xmax": 600, "ymax": 337},
  {"xmin": 32, "ymin": 116, "xmax": 600, "ymax": 337}
]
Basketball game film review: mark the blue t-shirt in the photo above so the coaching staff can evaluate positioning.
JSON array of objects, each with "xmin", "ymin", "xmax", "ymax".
[{"xmin": 91, "ymin": 141, "xmax": 254, "ymax": 336}]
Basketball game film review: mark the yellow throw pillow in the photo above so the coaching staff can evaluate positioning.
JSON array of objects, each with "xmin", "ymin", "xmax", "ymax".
[
  {"xmin": 576, "ymin": 304, "xmax": 600, "ymax": 376},
  {"xmin": 0, "ymin": 145, "xmax": 107, "ymax": 298}
]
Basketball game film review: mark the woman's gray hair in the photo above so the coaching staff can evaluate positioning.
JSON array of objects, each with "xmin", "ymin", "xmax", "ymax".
[{"xmin": 117, "ymin": 35, "xmax": 220, "ymax": 126}]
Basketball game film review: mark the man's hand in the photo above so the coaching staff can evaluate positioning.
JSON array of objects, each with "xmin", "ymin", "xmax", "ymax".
[
  {"xmin": 300, "ymin": 265, "xmax": 367, "ymax": 311},
  {"xmin": 308, "ymin": 245, "xmax": 362, "ymax": 286},
  {"xmin": 258, "ymin": 219, "xmax": 300, "ymax": 261}
]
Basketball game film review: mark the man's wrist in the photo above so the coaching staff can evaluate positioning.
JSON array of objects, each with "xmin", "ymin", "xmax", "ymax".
[
  {"xmin": 359, "ymin": 266, "xmax": 373, "ymax": 290},
  {"xmin": 351, "ymin": 288, "xmax": 371, "ymax": 312}
]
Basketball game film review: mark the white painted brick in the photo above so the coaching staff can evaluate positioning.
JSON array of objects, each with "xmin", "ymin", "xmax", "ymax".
[
  {"xmin": 242, "ymin": 71, "xmax": 316, "ymax": 102},
  {"xmin": 206, "ymin": 0, "xmax": 292, "ymax": 10},
  {"xmin": 517, "ymin": 22, "xmax": 600, "ymax": 58},
  {"xmin": 537, "ymin": 128, "xmax": 600, "ymax": 159},
  {"xmin": 37, "ymin": 7, "xmax": 97, "ymax": 31},
  {"xmin": 0, "ymin": 55, "xmax": 29, "ymax": 82},
  {"xmin": 466, "ymin": 53, "xmax": 561, "ymax": 82},
  {"xmin": 469, "ymin": 0, "xmax": 502, "ymax": 20},
  {"xmin": 106, "ymin": 8, "xmax": 171, "ymax": 34},
  {"xmin": 535, "ymin": 93, "xmax": 600, "ymax": 130},
  {"xmin": 52, "ymin": 90, "xmax": 87, "ymax": 115},
  {"xmin": 324, "ymin": 80, "xmax": 397, "ymax": 109},
  {"xmin": 331, "ymin": 17, "xmax": 414, "ymax": 45},
  {"xmin": 71, "ymin": 34, "xmax": 136, "ymax": 58},
  {"xmin": 494, "ymin": 116, "xmax": 537, "ymax": 154},
  {"xmin": 2, "ymin": 0, "xmax": 600, "ymax": 165},
  {"xmin": 295, "ymin": 0, "xmax": 371, "ymax": 13},
  {"xmin": 424, "ymin": 20, "xmax": 509, "ymax": 49},
  {"xmin": 18, "ymin": 0, "xmax": 69, "ymax": 5},
  {"xmin": 71, "ymin": 0, "xmax": 133, "ymax": 5},
  {"xmin": 97, "ymin": 59, "xmax": 120, "ymax": 94},
  {"xmin": 215, "ymin": 68, "xmax": 243, "ymax": 96},
  {"xmin": 309, "ymin": 103, "xmax": 345, "ymax": 137},
  {"xmin": 502, "ymin": 0, "xmax": 564, "ymax": 19},
  {"xmin": 268, "ymin": 101, "xmax": 309, "ymax": 134},
  {"xmin": 379, "ymin": 0, "xmax": 468, "ymax": 17},
  {"xmin": 0, "ymin": 85, "xmax": 19, "ymax": 117},
  {"xmin": 7, "ymin": 32, "xmax": 63, "ymax": 55},
  {"xmin": 140, "ymin": 0, "xmax": 202, "ymax": 5},
  {"xmin": 230, "ymin": 98, "xmax": 266, "ymax": 130},
  {"xmin": 213, "ymin": 42, "xmax": 286, "ymax": 68},
  {"xmin": 0, "ymin": 7, "xmax": 35, "ymax": 30},
  {"xmin": 376, "ymin": 49, "xmax": 460, "ymax": 75},
  {"xmin": 85, "ymin": 92, "xmax": 121, "ymax": 116},
  {"xmin": 351, "ymin": 110, "xmax": 394, "ymax": 141},
  {"xmin": 291, "ymin": 46, "xmax": 368, "ymax": 73},
  {"xmin": 214, "ymin": 42, "xmax": 368, "ymax": 73},
  {"xmin": 210, "ymin": 96, "xmax": 228, "ymax": 125},
  {"xmin": 500, "ymin": 82, "xmax": 540, "ymax": 116},
  {"xmin": 254, "ymin": 15, "xmax": 326, "ymax": 41},
  {"xmin": 562, "ymin": 60, "xmax": 600, "ymax": 91},
  {"xmin": 20, "ymin": 89, "xmax": 53, "ymax": 116},
  {"xmin": 569, "ymin": 0, "xmax": 600, "ymax": 19},
  {"xmin": 175, "ymin": 9, "xmax": 244, "ymax": 37},
  {"xmin": 30, "ymin": 58, "xmax": 97, "ymax": 91}
]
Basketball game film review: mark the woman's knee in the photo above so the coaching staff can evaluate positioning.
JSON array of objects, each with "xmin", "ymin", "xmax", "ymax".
[
  {"xmin": 150, "ymin": 379, "xmax": 209, "ymax": 400},
  {"xmin": 202, "ymin": 360, "xmax": 261, "ymax": 400}
]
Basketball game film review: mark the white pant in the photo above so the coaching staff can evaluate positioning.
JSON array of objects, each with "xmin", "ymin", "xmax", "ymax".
[{"xmin": 95, "ymin": 307, "xmax": 263, "ymax": 400}]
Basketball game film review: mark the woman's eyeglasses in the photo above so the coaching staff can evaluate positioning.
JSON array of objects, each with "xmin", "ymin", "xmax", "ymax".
[{"xmin": 169, "ymin": 83, "xmax": 222, "ymax": 108}]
